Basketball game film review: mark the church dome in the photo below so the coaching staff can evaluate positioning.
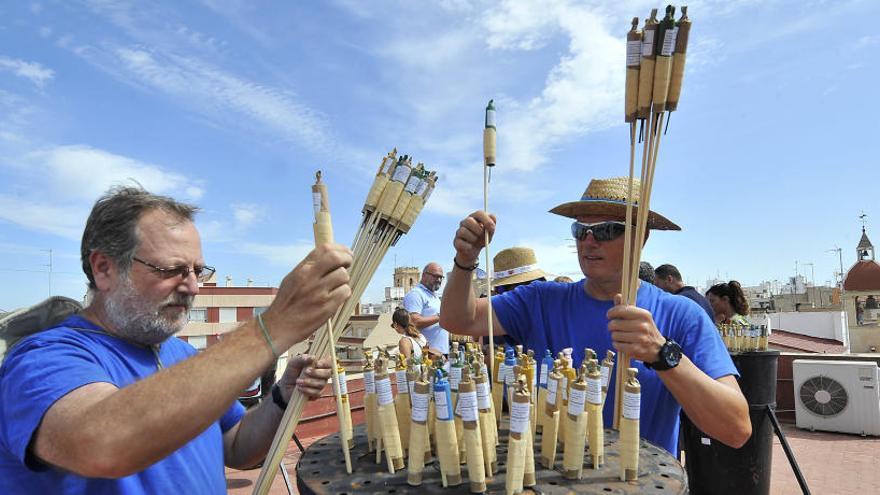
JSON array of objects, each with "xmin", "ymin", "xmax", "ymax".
[{"xmin": 844, "ymin": 260, "xmax": 880, "ymax": 291}]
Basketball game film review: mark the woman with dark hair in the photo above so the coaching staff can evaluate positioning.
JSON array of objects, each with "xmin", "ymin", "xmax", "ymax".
[
  {"xmin": 706, "ymin": 281, "xmax": 750, "ymax": 325},
  {"xmin": 393, "ymin": 307, "xmax": 428, "ymax": 361}
]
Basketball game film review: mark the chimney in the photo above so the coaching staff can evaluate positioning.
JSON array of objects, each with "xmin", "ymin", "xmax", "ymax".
[
  {"xmin": 225, "ymin": 275, "xmax": 233, "ymax": 287},
  {"xmin": 247, "ymin": 278, "xmax": 254, "ymax": 288}
]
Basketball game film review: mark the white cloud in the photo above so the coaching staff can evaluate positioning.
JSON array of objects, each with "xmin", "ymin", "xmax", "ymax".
[
  {"xmin": 38, "ymin": 26, "xmax": 53, "ymax": 38},
  {"xmin": 0, "ymin": 56, "xmax": 55, "ymax": 88},
  {"xmin": 73, "ymin": 45, "xmax": 333, "ymax": 153},
  {"xmin": 0, "ymin": 194, "xmax": 84, "ymax": 239},
  {"xmin": 231, "ymin": 203, "xmax": 264, "ymax": 228},
  {"xmin": 21, "ymin": 144, "xmax": 198, "ymax": 202},
  {"xmin": 239, "ymin": 241, "xmax": 314, "ymax": 267},
  {"xmin": 856, "ymin": 35, "xmax": 880, "ymax": 48}
]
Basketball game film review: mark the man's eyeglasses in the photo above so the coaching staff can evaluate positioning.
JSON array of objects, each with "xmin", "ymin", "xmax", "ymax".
[
  {"xmin": 132, "ymin": 257, "xmax": 216, "ymax": 282},
  {"xmin": 570, "ymin": 221, "xmax": 628, "ymax": 242},
  {"xmin": 427, "ymin": 273, "xmax": 445, "ymax": 280}
]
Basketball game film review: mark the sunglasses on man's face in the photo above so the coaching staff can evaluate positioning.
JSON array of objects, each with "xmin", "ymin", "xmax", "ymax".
[{"xmin": 570, "ymin": 221, "xmax": 628, "ymax": 242}]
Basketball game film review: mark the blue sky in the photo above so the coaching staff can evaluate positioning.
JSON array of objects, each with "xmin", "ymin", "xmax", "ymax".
[{"xmin": 1, "ymin": 0, "xmax": 878, "ymax": 312}]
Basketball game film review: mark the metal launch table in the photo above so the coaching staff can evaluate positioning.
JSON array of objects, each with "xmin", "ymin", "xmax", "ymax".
[{"xmin": 296, "ymin": 424, "xmax": 687, "ymax": 495}]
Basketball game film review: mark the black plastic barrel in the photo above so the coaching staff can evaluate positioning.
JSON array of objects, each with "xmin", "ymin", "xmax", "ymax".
[{"xmin": 681, "ymin": 350, "xmax": 779, "ymax": 495}]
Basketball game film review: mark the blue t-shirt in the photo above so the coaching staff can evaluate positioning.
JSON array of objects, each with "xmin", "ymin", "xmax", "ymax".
[
  {"xmin": 403, "ymin": 283, "xmax": 449, "ymax": 355},
  {"xmin": 0, "ymin": 315, "xmax": 246, "ymax": 494},
  {"xmin": 493, "ymin": 279, "xmax": 737, "ymax": 453}
]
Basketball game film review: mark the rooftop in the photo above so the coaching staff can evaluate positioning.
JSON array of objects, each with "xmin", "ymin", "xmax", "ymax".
[
  {"xmin": 769, "ymin": 329, "xmax": 847, "ymax": 354},
  {"xmin": 844, "ymin": 260, "xmax": 880, "ymax": 291}
]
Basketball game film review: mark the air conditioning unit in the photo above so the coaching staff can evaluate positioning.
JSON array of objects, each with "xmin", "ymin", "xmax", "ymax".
[{"xmin": 793, "ymin": 360, "xmax": 880, "ymax": 436}]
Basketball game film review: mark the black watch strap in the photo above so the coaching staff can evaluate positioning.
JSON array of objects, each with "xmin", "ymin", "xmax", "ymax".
[
  {"xmin": 646, "ymin": 338, "xmax": 682, "ymax": 371},
  {"xmin": 271, "ymin": 383, "xmax": 288, "ymax": 410}
]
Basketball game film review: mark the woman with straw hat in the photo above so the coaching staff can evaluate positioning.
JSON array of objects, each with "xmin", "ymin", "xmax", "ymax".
[{"xmin": 440, "ymin": 177, "xmax": 751, "ymax": 454}]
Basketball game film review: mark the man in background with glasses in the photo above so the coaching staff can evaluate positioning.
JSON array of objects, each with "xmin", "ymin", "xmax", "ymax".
[
  {"xmin": 440, "ymin": 177, "xmax": 751, "ymax": 455},
  {"xmin": 0, "ymin": 186, "xmax": 353, "ymax": 493},
  {"xmin": 403, "ymin": 262, "xmax": 449, "ymax": 356}
]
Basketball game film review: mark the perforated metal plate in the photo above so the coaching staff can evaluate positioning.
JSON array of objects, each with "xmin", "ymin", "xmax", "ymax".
[{"xmin": 297, "ymin": 424, "xmax": 687, "ymax": 495}]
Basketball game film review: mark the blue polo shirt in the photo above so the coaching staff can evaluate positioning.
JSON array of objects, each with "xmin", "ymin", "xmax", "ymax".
[
  {"xmin": 0, "ymin": 315, "xmax": 245, "ymax": 494},
  {"xmin": 492, "ymin": 279, "xmax": 737, "ymax": 454},
  {"xmin": 675, "ymin": 286, "xmax": 716, "ymax": 321},
  {"xmin": 403, "ymin": 283, "xmax": 449, "ymax": 355}
]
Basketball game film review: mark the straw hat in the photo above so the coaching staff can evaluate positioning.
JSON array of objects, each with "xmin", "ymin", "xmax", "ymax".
[
  {"xmin": 493, "ymin": 247, "xmax": 546, "ymax": 288},
  {"xmin": 549, "ymin": 177, "xmax": 680, "ymax": 231}
]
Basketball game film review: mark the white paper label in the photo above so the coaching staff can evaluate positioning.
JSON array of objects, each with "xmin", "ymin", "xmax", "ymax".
[
  {"xmin": 485, "ymin": 109, "xmax": 496, "ymax": 128},
  {"xmin": 411, "ymin": 392, "xmax": 429, "ymax": 422},
  {"xmin": 376, "ymin": 377, "xmax": 394, "ymax": 406},
  {"xmin": 547, "ymin": 377, "xmax": 558, "ymax": 405},
  {"xmin": 337, "ymin": 371, "xmax": 348, "ymax": 395},
  {"xmin": 364, "ymin": 371, "xmax": 375, "ymax": 394},
  {"xmin": 701, "ymin": 437, "xmax": 711, "ymax": 446},
  {"xmin": 449, "ymin": 367, "xmax": 462, "ymax": 391},
  {"xmin": 404, "ymin": 174, "xmax": 421, "ymax": 193},
  {"xmin": 435, "ymin": 389, "xmax": 451, "ymax": 420},
  {"xmin": 415, "ymin": 179, "xmax": 429, "ymax": 196},
  {"xmin": 641, "ymin": 29, "xmax": 655, "ymax": 57},
  {"xmin": 504, "ymin": 365, "xmax": 515, "ymax": 386},
  {"xmin": 510, "ymin": 401, "xmax": 531, "ymax": 434},
  {"xmin": 586, "ymin": 377, "xmax": 602, "ymax": 405},
  {"xmin": 623, "ymin": 391, "xmax": 641, "ymax": 420},
  {"xmin": 539, "ymin": 364, "xmax": 549, "ymax": 385},
  {"xmin": 312, "ymin": 192, "xmax": 321, "ymax": 215},
  {"xmin": 568, "ymin": 387, "xmax": 586, "ymax": 416},
  {"xmin": 396, "ymin": 370, "xmax": 409, "ymax": 394},
  {"xmin": 661, "ymin": 27, "xmax": 678, "ymax": 56},
  {"xmin": 627, "ymin": 39, "xmax": 642, "ymax": 66},
  {"xmin": 600, "ymin": 366, "xmax": 610, "ymax": 389},
  {"xmin": 561, "ymin": 376, "xmax": 569, "ymax": 400},
  {"xmin": 391, "ymin": 164, "xmax": 411, "ymax": 183},
  {"xmin": 476, "ymin": 381, "xmax": 492, "ymax": 410},
  {"xmin": 457, "ymin": 390, "xmax": 478, "ymax": 422},
  {"xmin": 408, "ymin": 380, "xmax": 416, "ymax": 396}
]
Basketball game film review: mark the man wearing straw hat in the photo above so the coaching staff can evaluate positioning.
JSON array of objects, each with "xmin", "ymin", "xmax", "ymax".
[
  {"xmin": 0, "ymin": 186, "xmax": 351, "ymax": 493},
  {"xmin": 441, "ymin": 177, "xmax": 751, "ymax": 454}
]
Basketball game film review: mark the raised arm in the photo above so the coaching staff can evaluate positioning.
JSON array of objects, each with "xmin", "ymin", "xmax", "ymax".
[
  {"xmin": 31, "ymin": 244, "xmax": 352, "ymax": 478},
  {"xmin": 607, "ymin": 295, "xmax": 751, "ymax": 448},
  {"xmin": 439, "ymin": 210, "xmax": 506, "ymax": 339}
]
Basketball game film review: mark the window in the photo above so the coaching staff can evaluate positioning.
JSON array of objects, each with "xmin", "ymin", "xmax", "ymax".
[
  {"xmin": 189, "ymin": 308, "xmax": 207, "ymax": 322},
  {"xmin": 219, "ymin": 307, "xmax": 237, "ymax": 323},
  {"xmin": 189, "ymin": 335, "xmax": 207, "ymax": 351},
  {"xmin": 253, "ymin": 307, "xmax": 268, "ymax": 317}
]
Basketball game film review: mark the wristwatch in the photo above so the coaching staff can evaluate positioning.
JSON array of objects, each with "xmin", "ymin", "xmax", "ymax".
[
  {"xmin": 645, "ymin": 338, "xmax": 682, "ymax": 371},
  {"xmin": 271, "ymin": 383, "xmax": 288, "ymax": 410}
]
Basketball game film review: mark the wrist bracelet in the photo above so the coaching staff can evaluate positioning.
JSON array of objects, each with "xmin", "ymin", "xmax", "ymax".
[
  {"xmin": 257, "ymin": 313, "xmax": 281, "ymax": 360},
  {"xmin": 453, "ymin": 256, "xmax": 479, "ymax": 272}
]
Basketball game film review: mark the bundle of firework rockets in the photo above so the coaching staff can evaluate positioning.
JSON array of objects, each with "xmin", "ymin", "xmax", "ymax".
[
  {"xmin": 253, "ymin": 152, "xmax": 438, "ymax": 493},
  {"xmin": 358, "ymin": 340, "xmax": 638, "ymax": 493},
  {"xmin": 718, "ymin": 323, "xmax": 770, "ymax": 353}
]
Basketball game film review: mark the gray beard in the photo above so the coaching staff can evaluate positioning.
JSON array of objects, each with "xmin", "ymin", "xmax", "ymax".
[{"xmin": 104, "ymin": 274, "xmax": 192, "ymax": 346}]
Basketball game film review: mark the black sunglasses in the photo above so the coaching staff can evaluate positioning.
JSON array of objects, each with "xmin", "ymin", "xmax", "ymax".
[
  {"xmin": 133, "ymin": 256, "xmax": 216, "ymax": 282},
  {"xmin": 570, "ymin": 221, "xmax": 628, "ymax": 242}
]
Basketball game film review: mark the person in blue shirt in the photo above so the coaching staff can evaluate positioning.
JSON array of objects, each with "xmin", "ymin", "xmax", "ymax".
[
  {"xmin": 0, "ymin": 186, "xmax": 353, "ymax": 494},
  {"xmin": 440, "ymin": 177, "xmax": 751, "ymax": 454},
  {"xmin": 403, "ymin": 262, "xmax": 449, "ymax": 355}
]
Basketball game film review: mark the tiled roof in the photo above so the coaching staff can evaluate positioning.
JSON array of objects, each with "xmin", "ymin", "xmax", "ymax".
[
  {"xmin": 858, "ymin": 229, "xmax": 873, "ymax": 249},
  {"xmin": 768, "ymin": 329, "xmax": 846, "ymax": 353},
  {"xmin": 844, "ymin": 260, "xmax": 880, "ymax": 291}
]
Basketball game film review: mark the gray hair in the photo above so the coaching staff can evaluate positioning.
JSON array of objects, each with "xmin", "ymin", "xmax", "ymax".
[{"xmin": 81, "ymin": 186, "xmax": 199, "ymax": 289}]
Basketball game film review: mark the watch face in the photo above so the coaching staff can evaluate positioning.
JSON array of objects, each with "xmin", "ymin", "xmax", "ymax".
[{"xmin": 662, "ymin": 340, "xmax": 682, "ymax": 367}]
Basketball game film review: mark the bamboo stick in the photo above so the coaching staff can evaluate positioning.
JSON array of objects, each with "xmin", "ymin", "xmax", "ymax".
[
  {"xmin": 458, "ymin": 367, "xmax": 486, "ymax": 493},
  {"xmin": 394, "ymin": 355, "xmax": 412, "ymax": 453},
  {"xmin": 475, "ymin": 360, "xmax": 497, "ymax": 475},
  {"xmin": 483, "ymin": 99, "xmax": 497, "ymax": 397},
  {"xmin": 433, "ymin": 369, "xmax": 462, "ymax": 486},
  {"xmin": 586, "ymin": 359, "xmax": 604, "ymax": 469}
]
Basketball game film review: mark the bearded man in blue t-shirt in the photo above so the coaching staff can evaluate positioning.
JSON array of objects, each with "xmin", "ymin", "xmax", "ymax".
[
  {"xmin": 440, "ymin": 177, "xmax": 751, "ymax": 454},
  {"xmin": 0, "ymin": 186, "xmax": 353, "ymax": 494}
]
